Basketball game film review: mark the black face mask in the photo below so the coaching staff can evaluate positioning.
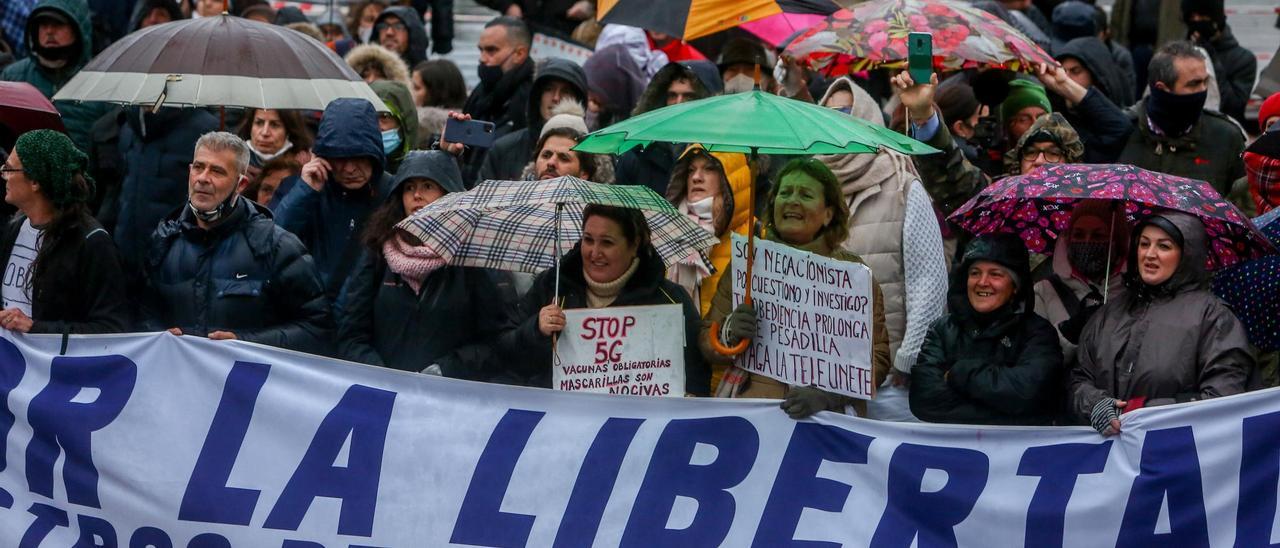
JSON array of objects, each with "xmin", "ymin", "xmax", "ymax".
[
  {"xmin": 33, "ymin": 42, "xmax": 77, "ymax": 64},
  {"xmin": 477, "ymin": 62, "xmax": 504, "ymax": 87},
  {"xmin": 1146, "ymin": 85, "xmax": 1207, "ymax": 137},
  {"xmin": 1068, "ymin": 241, "xmax": 1110, "ymax": 281},
  {"xmin": 1186, "ymin": 20, "xmax": 1218, "ymax": 42}
]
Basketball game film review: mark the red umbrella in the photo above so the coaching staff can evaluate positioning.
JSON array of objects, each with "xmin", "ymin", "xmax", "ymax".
[{"xmin": 0, "ymin": 82, "xmax": 66, "ymax": 146}]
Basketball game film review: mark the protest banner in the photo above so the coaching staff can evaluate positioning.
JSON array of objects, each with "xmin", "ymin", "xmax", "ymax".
[
  {"xmin": 553, "ymin": 304, "xmax": 685, "ymax": 397},
  {"xmin": 2, "ymin": 332, "xmax": 1280, "ymax": 547},
  {"xmin": 530, "ymin": 33, "xmax": 593, "ymax": 66},
  {"xmin": 729, "ymin": 233, "xmax": 876, "ymax": 399}
]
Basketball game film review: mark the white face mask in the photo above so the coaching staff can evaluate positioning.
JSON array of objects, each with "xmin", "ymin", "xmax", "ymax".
[
  {"xmin": 359, "ymin": 25, "xmax": 374, "ymax": 43},
  {"xmin": 724, "ymin": 74, "xmax": 756, "ymax": 94}
]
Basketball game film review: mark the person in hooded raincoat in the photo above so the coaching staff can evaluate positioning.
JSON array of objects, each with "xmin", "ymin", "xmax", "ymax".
[
  {"xmin": 372, "ymin": 5, "xmax": 430, "ymax": 69},
  {"xmin": 370, "ymin": 79, "xmax": 419, "ymax": 174},
  {"xmin": 1070, "ymin": 211, "xmax": 1254, "ymax": 435},
  {"xmin": 1056, "ymin": 36, "xmax": 1136, "ymax": 108}
]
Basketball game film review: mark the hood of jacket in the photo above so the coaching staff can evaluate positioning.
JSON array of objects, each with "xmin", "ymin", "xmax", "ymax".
[
  {"xmin": 345, "ymin": 44, "xmax": 412, "ymax": 88},
  {"xmin": 370, "ymin": 79, "xmax": 419, "ymax": 163},
  {"xmin": 525, "ymin": 58, "xmax": 588, "ymax": 136},
  {"xmin": 950, "ymin": 232, "xmax": 1035, "ymax": 319},
  {"xmin": 1055, "ymin": 36, "xmax": 1135, "ymax": 108},
  {"xmin": 1050, "ymin": 1, "xmax": 1098, "ymax": 48},
  {"xmin": 1125, "ymin": 211, "xmax": 1210, "ymax": 295},
  {"xmin": 274, "ymin": 6, "xmax": 309, "ymax": 25},
  {"xmin": 667, "ymin": 146, "xmax": 750, "ymax": 236},
  {"xmin": 633, "ymin": 61, "xmax": 714, "ymax": 116},
  {"xmin": 1002, "ymin": 112, "xmax": 1085, "ymax": 174},
  {"xmin": 128, "ymin": 0, "xmax": 183, "ymax": 32},
  {"xmin": 584, "ymin": 44, "xmax": 647, "ymax": 120},
  {"xmin": 373, "ymin": 6, "xmax": 429, "ymax": 67},
  {"xmin": 26, "ymin": 0, "xmax": 94, "ymax": 70},
  {"xmin": 314, "ymin": 98, "xmax": 386, "ymax": 176},
  {"xmin": 387, "ymin": 150, "xmax": 463, "ymax": 199}
]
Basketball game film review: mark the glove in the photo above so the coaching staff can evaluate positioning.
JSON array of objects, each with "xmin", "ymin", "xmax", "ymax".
[
  {"xmin": 721, "ymin": 302, "xmax": 757, "ymax": 345},
  {"xmin": 421, "ymin": 364, "xmax": 443, "ymax": 376},
  {"xmin": 1090, "ymin": 398, "xmax": 1121, "ymax": 435},
  {"xmin": 781, "ymin": 386, "xmax": 842, "ymax": 419},
  {"xmin": 1058, "ymin": 302, "xmax": 1101, "ymax": 345}
]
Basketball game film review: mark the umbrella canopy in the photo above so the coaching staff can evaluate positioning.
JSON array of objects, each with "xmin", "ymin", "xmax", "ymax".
[
  {"xmin": 574, "ymin": 90, "xmax": 937, "ymax": 156},
  {"xmin": 0, "ymin": 82, "xmax": 65, "ymax": 147},
  {"xmin": 598, "ymin": 0, "xmax": 783, "ymax": 42},
  {"xmin": 786, "ymin": 0, "xmax": 1057, "ymax": 76},
  {"xmin": 947, "ymin": 164, "xmax": 1275, "ymax": 269},
  {"xmin": 53, "ymin": 14, "xmax": 387, "ymax": 112},
  {"xmin": 396, "ymin": 177, "xmax": 719, "ymax": 274},
  {"xmin": 741, "ymin": 12, "xmax": 826, "ymax": 47},
  {"xmin": 1213, "ymin": 208, "xmax": 1280, "ymax": 351}
]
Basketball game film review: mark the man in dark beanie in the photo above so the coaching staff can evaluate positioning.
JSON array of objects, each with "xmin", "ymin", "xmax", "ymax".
[
  {"xmin": 1182, "ymin": 0, "xmax": 1255, "ymax": 127},
  {"xmin": 0, "ymin": 129, "xmax": 129, "ymax": 334}
]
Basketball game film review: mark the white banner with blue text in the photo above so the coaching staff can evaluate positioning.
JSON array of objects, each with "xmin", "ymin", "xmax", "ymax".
[{"xmin": 0, "ymin": 332, "xmax": 1276, "ymax": 547}]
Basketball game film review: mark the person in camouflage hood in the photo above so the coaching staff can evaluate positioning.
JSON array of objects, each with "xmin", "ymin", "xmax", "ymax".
[{"xmin": 1003, "ymin": 112, "xmax": 1085, "ymax": 176}]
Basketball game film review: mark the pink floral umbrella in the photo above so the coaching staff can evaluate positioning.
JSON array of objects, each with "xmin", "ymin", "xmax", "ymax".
[
  {"xmin": 785, "ymin": 0, "xmax": 1056, "ymax": 76},
  {"xmin": 947, "ymin": 164, "xmax": 1276, "ymax": 270}
]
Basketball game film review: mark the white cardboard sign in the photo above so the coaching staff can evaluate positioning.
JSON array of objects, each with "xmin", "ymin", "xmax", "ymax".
[{"xmin": 554, "ymin": 304, "xmax": 686, "ymax": 397}]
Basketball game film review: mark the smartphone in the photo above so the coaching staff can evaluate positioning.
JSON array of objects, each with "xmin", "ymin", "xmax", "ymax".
[
  {"xmin": 908, "ymin": 32, "xmax": 933, "ymax": 86},
  {"xmin": 444, "ymin": 118, "xmax": 497, "ymax": 149}
]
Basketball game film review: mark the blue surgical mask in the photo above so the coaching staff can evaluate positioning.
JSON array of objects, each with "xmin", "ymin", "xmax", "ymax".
[{"xmin": 381, "ymin": 129, "xmax": 403, "ymax": 156}]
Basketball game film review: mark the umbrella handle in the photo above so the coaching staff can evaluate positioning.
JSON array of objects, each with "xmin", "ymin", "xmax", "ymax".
[
  {"xmin": 708, "ymin": 294, "xmax": 754, "ymax": 357},
  {"xmin": 710, "ymin": 149, "xmax": 760, "ymax": 358}
]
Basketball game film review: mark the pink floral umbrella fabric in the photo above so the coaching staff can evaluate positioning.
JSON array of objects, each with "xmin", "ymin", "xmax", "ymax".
[
  {"xmin": 785, "ymin": 0, "xmax": 1056, "ymax": 76},
  {"xmin": 947, "ymin": 164, "xmax": 1276, "ymax": 270}
]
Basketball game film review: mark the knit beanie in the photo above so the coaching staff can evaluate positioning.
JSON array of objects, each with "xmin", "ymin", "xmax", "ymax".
[
  {"xmin": 13, "ymin": 130, "xmax": 94, "ymax": 208},
  {"xmin": 1259, "ymin": 92, "xmax": 1280, "ymax": 133},
  {"xmin": 999, "ymin": 79, "xmax": 1052, "ymax": 123},
  {"xmin": 936, "ymin": 78, "xmax": 980, "ymax": 129},
  {"xmin": 539, "ymin": 100, "xmax": 589, "ymax": 139}
]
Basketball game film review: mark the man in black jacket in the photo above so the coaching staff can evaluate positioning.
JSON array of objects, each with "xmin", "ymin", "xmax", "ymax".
[
  {"xmin": 1182, "ymin": 0, "xmax": 1256, "ymax": 128},
  {"xmin": 373, "ymin": 6, "xmax": 430, "ymax": 69},
  {"xmin": 142, "ymin": 132, "xmax": 333, "ymax": 355},
  {"xmin": 477, "ymin": 57, "xmax": 586, "ymax": 184},
  {"xmin": 460, "ymin": 16, "xmax": 534, "ymax": 184}
]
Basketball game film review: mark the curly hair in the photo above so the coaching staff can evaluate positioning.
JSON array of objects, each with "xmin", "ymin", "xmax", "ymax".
[{"xmin": 763, "ymin": 157, "xmax": 850, "ymax": 250}]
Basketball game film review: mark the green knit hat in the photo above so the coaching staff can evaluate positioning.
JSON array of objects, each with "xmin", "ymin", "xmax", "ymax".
[
  {"xmin": 1000, "ymin": 79, "xmax": 1052, "ymax": 123},
  {"xmin": 13, "ymin": 129, "xmax": 94, "ymax": 208}
]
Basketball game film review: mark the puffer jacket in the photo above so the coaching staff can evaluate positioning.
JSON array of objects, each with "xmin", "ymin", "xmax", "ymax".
[
  {"xmin": 666, "ymin": 146, "xmax": 752, "ymax": 315},
  {"xmin": 1069, "ymin": 212, "xmax": 1254, "ymax": 422},
  {"xmin": 910, "ymin": 233, "xmax": 1065, "ymax": 425},
  {"xmin": 370, "ymin": 79, "xmax": 419, "ymax": 174},
  {"xmin": 616, "ymin": 62, "xmax": 718, "ymax": 194},
  {"xmin": 372, "ymin": 6, "xmax": 430, "ymax": 68},
  {"xmin": 273, "ymin": 98, "xmax": 390, "ymax": 299},
  {"xmin": 0, "ymin": 0, "xmax": 112, "ymax": 152},
  {"xmin": 1118, "ymin": 98, "xmax": 1246, "ymax": 199},
  {"xmin": 113, "ymin": 106, "xmax": 219, "ymax": 273},
  {"xmin": 142, "ymin": 197, "xmax": 333, "ymax": 355},
  {"xmin": 478, "ymin": 58, "xmax": 588, "ymax": 184},
  {"xmin": 498, "ymin": 245, "xmax": 711, "ymax": 396}
]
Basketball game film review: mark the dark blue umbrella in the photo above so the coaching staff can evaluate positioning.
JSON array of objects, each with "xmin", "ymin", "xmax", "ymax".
[{"xmin": 1213, "ymin": 207, "xmax": 1280, "ymax": 351}]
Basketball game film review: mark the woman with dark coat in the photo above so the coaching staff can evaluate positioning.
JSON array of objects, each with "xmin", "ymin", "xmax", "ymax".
[
  {"xmin": 338, "ymin": 150, "xmax": 507, "ymax": 376},
  {"xmin": 0, "ymin": 130, "xmax": 129, "ymax": 334},
  {"xmin": 909, "ymin": 233, "xmax": 1064, "ymax": 425},
  {"xmin": 499, "ymin": 204, "xmax": 711, "ymax": 395},
  {"xmin": 1070, "ymin": 212, "xmax": 1254, "ymax": 435}
]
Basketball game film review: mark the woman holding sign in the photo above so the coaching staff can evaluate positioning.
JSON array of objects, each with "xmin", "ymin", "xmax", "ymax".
[
  {"xmin": 908, "ymin": 233, "xmax": 1065, "ymax": 426},
  {"xmin": 702, "ymin": 158, "xmax": 891, "ymax": 419},
  {"xmin": 498, "ymin": 204, "xmax": 711, "ymax": 395}
]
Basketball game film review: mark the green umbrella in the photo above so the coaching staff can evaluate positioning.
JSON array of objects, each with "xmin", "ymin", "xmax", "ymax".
[
  {"xmin": 576, "ymin": 89, "xmax": 937, "ymax": 357},
  {"xmin": 574, "ymin": 90, "xmax": 938, "ymax": 156}
]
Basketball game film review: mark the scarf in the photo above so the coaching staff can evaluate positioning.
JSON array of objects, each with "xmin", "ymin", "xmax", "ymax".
[
  {"xmin": 382, "ymin": 235, "xmax": 447, "ymax": 294},
  {"xmin": 584, "ymin": 258, "xmax": 639, "ymax": 308},
  {"xmin": 668, "ymin": 198, "xmax": 715, "ymax": 305}
]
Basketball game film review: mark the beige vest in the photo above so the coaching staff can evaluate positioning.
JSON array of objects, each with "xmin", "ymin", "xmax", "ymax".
[{"xmin": 841, "ymin": 176, "xmax": 909, "ymax": 363}]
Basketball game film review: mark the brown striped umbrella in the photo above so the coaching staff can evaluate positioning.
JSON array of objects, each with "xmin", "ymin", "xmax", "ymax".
[{"xmin": 53, "ymin": 14, "xmax": 387, "ymax": 113}]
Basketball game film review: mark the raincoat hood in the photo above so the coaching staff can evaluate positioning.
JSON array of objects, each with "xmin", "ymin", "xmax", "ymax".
[
  {"xmin": 951, "ymin": 233, "xmax": 1035, "ymax": 319},
  {"xmin": 1002, "ymin": 112, "xmax": 1085, "ymax": 175},
  {"xmin": 633, "ymin": 61, "xmax": 715, "ymax": 116},
  {"xmin": 369, "ymin": 79, "xmax": 419, "ymax": 165},
  {"xmin": 273, "ymin": 6, "xmax": 309, "ymax": 25},
  {"xmin": 346, "ymin": 44, "xmax": 412, "ymax": 88},
  {"xmin": 525, "ymin": 58, "xmax": 588, "ymax": 135},
  {"xmin": 1055, "ymin": 37, "xmax": 1135, "ymax": 107},
  {"xmin": 25, "ymin": 0, "xmax": 94, "ymax": 70},
  {"xmin": 584, "ymin": 44, "xmax": 647, "ymax": 122},
  {"xmin": 667, "ymin": 146, "xmax": 749, "ymax": 237},
  {"xmin": 1050, "ymin": 1, "xmax": 1098, "ymax": 50},
  {"xmin": 387, "ymin": 150, "xmax": 463, "ymax": 199},
  {"xmin": 1126, "ymin": 211, "xmax": 1210, "ymax": 295},
  {"xmin": 313, "ymin": 98, "xmax": 386, "ymax": 177},
  {"xmin": 128, "ymin": 0, "xmax": 183, "ymax": 32},
  {"xmin": 373, "ymin": 6, "xmax": 429, "ymax": 67}
]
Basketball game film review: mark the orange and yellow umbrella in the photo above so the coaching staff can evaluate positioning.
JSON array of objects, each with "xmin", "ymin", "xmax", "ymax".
[{"xmin": 597, "ymin": 0, "xmax": 782, "ymax": 41}]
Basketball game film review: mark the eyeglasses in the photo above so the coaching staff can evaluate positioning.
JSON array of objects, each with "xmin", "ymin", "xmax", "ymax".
[
  {"xmin": 1020, "ymin": 148, "xmax": 1064, "ymax": 163},
  {"xmin": 380, "ymin": 22, "xmax": 407, "ymax": 32}
]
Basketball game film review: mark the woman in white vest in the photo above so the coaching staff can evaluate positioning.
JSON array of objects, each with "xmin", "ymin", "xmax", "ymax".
[{"xmin": 815, "ymin": 78, "xmax": 950, "ymax": 421}]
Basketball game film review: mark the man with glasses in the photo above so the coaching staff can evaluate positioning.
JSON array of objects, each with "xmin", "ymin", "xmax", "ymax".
[
  {"xmin": 1007, "ymin": 113, "xmax": 1084, "ymax": 175},
  {"xmin": 140, "ymin": 131, "xmax": 332, "ymax": 354},
  {"xmin": 373, "ymin": 5, "xmax": 430, "ymax": 68}
]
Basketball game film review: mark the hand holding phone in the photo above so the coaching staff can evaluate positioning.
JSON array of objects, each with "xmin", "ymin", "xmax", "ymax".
[{"xmin": 444, "ymin": 117, "xmax": 497, "ymax": 149}]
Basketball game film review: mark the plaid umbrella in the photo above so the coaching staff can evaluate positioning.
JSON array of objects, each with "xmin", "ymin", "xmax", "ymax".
[
  {"xmin": 785, "ymin": 0, "xmax": 1057, "ymax": 76},
  {"xmin": 396, "ymin": 177, "xmax": 719, "ymax": 295}
]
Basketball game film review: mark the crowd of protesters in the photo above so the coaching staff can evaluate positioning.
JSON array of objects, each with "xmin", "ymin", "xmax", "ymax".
[{"xmin": 0, "ymin": 0, "xmax": 1276, "ymax": 435}]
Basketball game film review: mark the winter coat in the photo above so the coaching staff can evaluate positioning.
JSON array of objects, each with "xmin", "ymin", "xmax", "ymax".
[
  {"xmin": 373, "ymin": 6, "xmax": 430, "ymax": 69},
  {"xmin": 1032, "ymin": 233, "xmax": 1127, "ymax": 365},
  {"xmin": 1202, "ymin": 27, "xmax": 1258, "ymax": 129},
  {"xmin": 616, "ymin": 62, "xmax": 718, "ymax": 195},
  {"xmin": 0, "ymin": 0, "xmax": 113, "ymax": 153},
  {"xmin": 345, "ymin": 44, "xmax": 412, "ymax": 89},
  {"xmin": 1069, "ymin": 212, "xmax": 1253, "ymax": 422},
  {"xmin": 113, "ymin": 107, "xmax": 220, "ymax": 273},
  {"xmin": 700, "ymin": 232, "xmax": 892, "ymax": 415},
  {"xmin": 1117, "ymin": 98, "xmax": 1245, "ymax": 198},
  {"xmin": 142, "ymin": 197, "xmax": 334, "ymax": 355},
  {"xmin": 498, "ymin": 246, "xmax": 712, "ymax": 396},
  {"xmin": 273, "ymin": 99, "xmax": 389, "ymax": 299},
  {"xmin": 1108, "ymin": 41, "xmax": 1137, "ymax": 102},
  {"xmin": 910, "ymin": 233, "xmax": 1065, "ymax": 425},
  {"xmin": 370, "ymin": 79, "xmax": 419, "ymax": 174},
  {"xmin": 1056, "ymin": 37, "xmax": 1135, "ymax": 108},
  {"xmin": 1062, "ymin": 88, "xmax": 1135, "ymax": 165},
  {"xmin": 0, "ymin": 214, "xmax": 129, "ymax": 334},
  {"xmin": 461, "ymin": 57, "xmax": 535, "ymax": 184},
  {"xmin": 666, "ymin": 147, "xmax": 752, "ymax": 315},
  {"xmin": 1110, "ymin": 0, "xmax": 1185, "ymax": 49},
  {"xmin": 478, "ymin": 58, "xmax": 588, "ymax": 184}
]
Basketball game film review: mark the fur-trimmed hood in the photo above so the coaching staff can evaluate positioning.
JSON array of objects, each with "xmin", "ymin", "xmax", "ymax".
[{"xmin": 346, "ymin": 43, "xmax": 411, "ymax": 88}]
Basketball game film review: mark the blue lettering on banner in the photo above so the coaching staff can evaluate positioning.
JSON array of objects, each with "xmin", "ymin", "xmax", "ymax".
[
  {"xmin": 129, "ymin": 526, "xmax": 173, "ymax": 548},
  {"xmin": 26, "ymin": 355, "xmax": 137, "ymax": 508},
  {"xmin": 281, "ymin": 542, "xmax": 324, "ymax": 548},
  {"xmin": 1016, "ymin": 441, "xmax": 1113, "ymax": 548},
  {"xmin": 187, "ymin": 532, "xmax": 232, "ymax": 548},
  {"xmin": 0, "ymin": 338, "xmax": 20, "ymax": 509},
  {"xmin": 871, "ymin": 443, "xmax": 989, "ymax": 547},
  {"xmin": 552, "ymin": 417, "xmax": 645, "ymax": 548},
  {"xmin": 179, "ymin": 361, "xmax": 272, "ymax": 526},
  {"xmin": 76, "ymin": 513, "xmax": 118, "ymax": 547},
  {"xmin": 263, "ymin": 384, "xmax": 397, "ymax": 537},
  {"xmin": 20, "ymin": 502, "xmax": 69, "ymax": 548},
  {"xmin": 620, "ymin": 417, "xmax": 760, "ymax": 547},
  {"xmin": 751, "ymin": 423, "xmax": 875, "ymax": 548},
  {"xmin": 1117, "ymin": 426, "xmax": 1209, "ymax": 547},
  {"xmin": 1237, "ymin": 411, "xmax": 1280, "ymax": 547},
  {"xmin": 451, "ymin": 409, "xmax": 544, "ymax": 548}
]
